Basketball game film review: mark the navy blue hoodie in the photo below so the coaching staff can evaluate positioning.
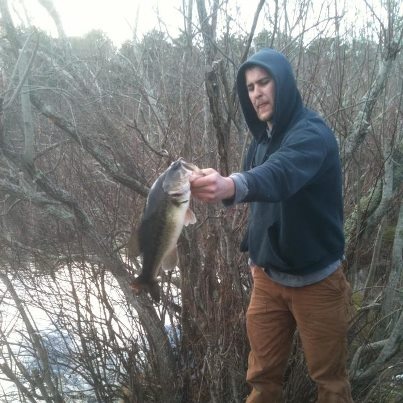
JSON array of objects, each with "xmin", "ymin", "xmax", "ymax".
[{"xmin": 236, "ymin": 48, "xmax": 344, "ymax": 275}]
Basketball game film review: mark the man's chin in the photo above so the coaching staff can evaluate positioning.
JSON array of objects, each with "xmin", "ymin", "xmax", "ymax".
[{"xmin": 257, "ymin": 113, "xmax": 272, "ymax": 123}]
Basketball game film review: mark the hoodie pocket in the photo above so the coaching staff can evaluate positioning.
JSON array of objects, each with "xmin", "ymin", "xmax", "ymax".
[{"xmin": 267, "ymin": 222, "xmax": 290, "ymax": 267}]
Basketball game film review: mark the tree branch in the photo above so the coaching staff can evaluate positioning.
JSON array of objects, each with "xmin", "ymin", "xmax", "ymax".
[{"xmin": 29, "ymin": 94, "xmax": 149, "ymax": 197}]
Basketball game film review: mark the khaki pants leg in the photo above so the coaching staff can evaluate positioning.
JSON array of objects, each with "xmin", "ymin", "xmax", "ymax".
[
  {"xmin": 246, "ymin": 267, "xmax": 296, "ymax": 403},
  {"xmin": 291, "ymin": 268, "xmax": 354, "ymax": 403}
]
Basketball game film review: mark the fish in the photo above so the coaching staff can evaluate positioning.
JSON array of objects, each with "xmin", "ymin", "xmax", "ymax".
[{"xmin": 128, "ymin": 158, "xmax": 201, "ymax": 302}]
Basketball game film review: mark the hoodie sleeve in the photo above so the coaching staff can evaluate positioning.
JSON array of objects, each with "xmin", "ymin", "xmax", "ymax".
[
  {"xmin": 222, "ymin": 173, "xmax": 249, "ymax": 207},
  {"xmin": 241, "ymin": 126, "xmax": 329, "ymax": 203}
]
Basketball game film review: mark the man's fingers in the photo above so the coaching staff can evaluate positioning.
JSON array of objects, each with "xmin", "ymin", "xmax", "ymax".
[
  {"xmin": 191, "ymin": 169, "xmax": 218, "ymax": 187},
  {"xmin": 199, "ymin": 168, "xmax": 217, "ymax": 175},
  {"xmin": 189, "ymin": 172, "xmax": 204, "ymax": 182}
]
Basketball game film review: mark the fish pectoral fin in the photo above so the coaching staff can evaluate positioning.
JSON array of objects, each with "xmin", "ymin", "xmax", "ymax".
[
  {"xmin": 127, "ymin": 229, "xmax": 141, "ymax": 260},
  {"xmin": 184, "ymin": 208, "xmax": 197, "ymax": 226},
  {"xmin": 162, "ymin": 247, "xmax": 178, "ymax": 271}
]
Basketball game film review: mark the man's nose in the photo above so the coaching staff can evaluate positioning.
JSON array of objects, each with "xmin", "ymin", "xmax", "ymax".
[{"xmin": 251, "ymin": 86, "xmax": 262, "ymax": 100}]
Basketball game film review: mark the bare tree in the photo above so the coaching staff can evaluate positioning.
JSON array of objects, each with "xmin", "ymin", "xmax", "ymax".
[{"xmin": 0, "ymin": 0, "xmax": 402, "ymax": 402}]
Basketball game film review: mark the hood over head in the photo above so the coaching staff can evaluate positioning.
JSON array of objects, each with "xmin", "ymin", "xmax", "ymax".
[{"xmin": 236, "ymin": 48, "xmax": 303, "ymax": 140}]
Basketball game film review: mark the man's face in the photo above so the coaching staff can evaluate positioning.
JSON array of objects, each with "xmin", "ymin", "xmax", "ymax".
[{"xmin": 245, "ymin": 66, "xmax": 275, "ymax": 127}]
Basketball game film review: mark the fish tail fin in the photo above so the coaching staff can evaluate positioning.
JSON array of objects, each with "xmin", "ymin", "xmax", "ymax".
[
  {"xmin": 148, "ymin": 281, "xmax": 161, "ymax": 303},
  {"xmin": 131, "ymin": 277, "xmax": 161, "ymax": 303}
]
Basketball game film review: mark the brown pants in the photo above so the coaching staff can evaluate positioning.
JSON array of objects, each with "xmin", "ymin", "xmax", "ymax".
[{"xmin": 246, "ymin": 265, "xmax": 353, "ymax": 403}]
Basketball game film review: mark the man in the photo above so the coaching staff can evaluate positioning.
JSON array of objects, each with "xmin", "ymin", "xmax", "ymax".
[{"xmin": 190, "ymin": 48, "xmax": 353, "ymax": 402}]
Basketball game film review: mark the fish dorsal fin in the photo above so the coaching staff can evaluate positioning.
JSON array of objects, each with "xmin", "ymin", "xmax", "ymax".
[
  {"xmin": 127, "ymin": 229, "xmax": 140, "ymax": 259},
  {"xmin": 184, "ymin": 208, "xmax": 197, "ymax": 227},
  {"xmin": 162, "ymin": 247, "xmax": 178, "ymax": 271}
]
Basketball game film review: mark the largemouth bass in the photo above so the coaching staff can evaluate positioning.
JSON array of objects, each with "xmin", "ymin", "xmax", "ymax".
[{"xmin": 128, "ymin": 158, "xmax": 201, "ymax": 302}]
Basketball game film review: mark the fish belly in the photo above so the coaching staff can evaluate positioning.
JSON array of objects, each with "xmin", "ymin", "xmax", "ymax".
[
  {"xmin": 141, "ymin": 200, "xmax": 189, "ymax": 279},
  {"xmin": 160, "ymin": 201, "xmax": 189, "ymax": 261}
]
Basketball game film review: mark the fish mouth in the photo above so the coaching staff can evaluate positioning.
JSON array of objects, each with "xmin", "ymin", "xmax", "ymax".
[
  {"xmin": 162, "ymin": 158, "xmax": 199, "ymax": 195},
  {"xmin": 169, "ymin": 158, "xmax": 200, "ymax": 174},
  {"xmin": 179, "ymin": 159, "xmax": 200, "ymax": 173}
]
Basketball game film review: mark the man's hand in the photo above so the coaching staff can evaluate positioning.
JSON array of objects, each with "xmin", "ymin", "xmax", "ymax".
[{"xmin": 190, "ymin": 168, "xmax": 235, "ymax": 203}]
